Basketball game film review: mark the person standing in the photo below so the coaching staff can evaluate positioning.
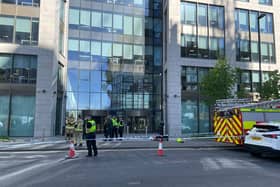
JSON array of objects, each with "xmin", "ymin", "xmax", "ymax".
[
  {"xmin": 85, "ymin": 116, "xmax": 98, "ymax": 157},
  {"xmin": 65, "ymin": 115, "xmax": 75, "ymax": 141},
  {"xmin": 118, "ymin": 119, "xmax": 124, "ymax": 140},
  {"xmin": 103, "ymin": 117, "xmax": 109, "ymax": 141},
  {"xmin": 74, "ymin": 115, "xmax": 83, "ymax": 146},
  {"xmin": 112, "ymin": 117, "xmax": 118, "ymax": 139}
]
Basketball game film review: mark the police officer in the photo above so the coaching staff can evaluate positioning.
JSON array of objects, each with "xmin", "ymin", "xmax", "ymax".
[
  {"xmin": 65, "ymin": 115, "xmax": 75, "ymax": 141},
  {"xmin": 74, "ymin": 115, "xmax": 83, "ymax": 146},
  {"xmin": 85, "ymin": 116, "xmax": 98, "ymax": 157},
  {"xmin": 112, "ymin": 117, "xmax": 118, "ymax": 139},
  {"xmin": 118, "ymin": 119, "xmax": 124, "ymax": 140}
]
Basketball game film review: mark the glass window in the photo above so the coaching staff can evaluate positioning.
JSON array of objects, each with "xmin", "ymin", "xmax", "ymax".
[
  {"xmin": 182, "ymin": 2, "xmax": 196, "ymax": 25},
  {"xmin": 238, "ymin": 9, "xmax": 249, "ymax": 31},
  {"xmin": 236, "ymin": 39, "xmax": 250, "ymax": 61},
  {"xmin": 90, "ymin": 71, "xmax": 101, "ymax": 92},
  {"xmin": 31, "ymin": 18, "xmax": 39, "ymax": 45},
  {"xmin": 123, "ymin": 44, "xmax": 133, "ymax": 59},
  {"xmin": 198, "ymin": 36, "xmax": 208, "ymax": 58},
  {"xmin": 259, "ymin": 0, "xmax": 272, "ymax": 5},
  {"xmin": 78, "ymin": 93, "xmax": 90, "ymax": 109},
  {"xmin": 79, "ymin": 70, "xmax": 90, "ymax": 92},
  {"xmin": 102, "ymin": 42, "xmax": 112, "ymax": 57},
  {"xmin": 0, "ymin": 54, "xmax": 12, "ymax": 82},
  {"xmin": 134, "ymin": 0, "xmax": 144, "ymax": 7},
  {"xmin": 134, "ymin": 17, "xmax": 143, "ymax": 36},
  {"xmin": 113, "ymin": 14, "xmax": 123, "ymax": 31},
  {"xmin": 80, "ymin": 10, "xmax": 91, "ymax": 29},
  {"xmin": 90, "ymin": 93, "xmax": 101, "ymax": 110},
  {"xmin": 15, "ymin": 17, "xmax": 31, "ymax": 45},
  {"xmin": 199, "ymin": 101, "xmax": 209, "ymax": 133},
  {"xmin": 198, "ymin": 4, "xmax": 207, "ymax": 26},
  {"xmin": 80, "ymin": 40, "xmax": 90, "ymax": 61},
  {"xmin": 0, "ymin": 96, "xmax": 9, "ymax": 137},
  {"xmin": 261, "ymin": 42, "xmax": 269, "ymax": 63},
  {"xmin": 9, "ymin": 96, "xmax": 35, "ymax": 137},
  {"xmin": 181, "ymin": 99, "xmax": 198, "ymax": 134},
  {"xmin": 251, "ymin": 41, "xmax": 259, "ymax": 62},
  {"xmin": 101, "ymin": 93, "xmax": 111, "ymax": 109},
  {"xmin": 268, "ymin": 43, "xmax": 275, "ymax": 63},
  {"xmin": 13, "ymin": 55, "xmax": 30, "ymax": 84},
  {"xmin": 69, "ymin": 39, "xmax": 79, "ymax": 51},
  {"xmin": 69, "ymin": 9, "xmax": 80, "ymax": 26},
  {"xmin": 91, "ymin": 41, "xmax": 101, "ymax": 56},
  {"xmin": 181, "ymin": 34, "xmax": 197, "ymax": 57},
  {"xmin": 1, "ymin": 0, "xmax": 16, "ymax": 4},
  {"xmin": 66, "ymin": 92, "xmax": 78, "ymax": 110},
  {"xmin": 250, "ymin": 11, "xmax": 258, "ymax": 32},
  {"xmin": 67, "ymin": 69, "xmax": 79, "ymax": 92},
  {"xmin": 0, "ymin": 16, "xmax": 14, "ymax": 43},
  {"xmin": 91, "ymin": 11, "xmax": 102, "ymax": 28},
  {"xmin": 103, "ymin": 13, "xmax": 112, "ymax": 28},
  {"xmin": 124, "ymin": 16, "xmax": 133, "ymax": 35},
  {"xmin": 113, "ymin": 43, "xmax": 122, "ymax": 57},
  {"xmin": 80, "ymin": 40, "xmax": 90, "ymax": 53},
  {"xmin": 209, "ymin": 6, "xmax": 224, "ymax": 29},
  {"xmin": 154, "ymin": 47, "xmax": 162, "ymax": 66},
  {"xmin": 134, "ymin": 45, "xmax": 144, "ymax": 56},
  {"xmin": 260, "ymin": 13, "xmax": 273, "ymax": 33}
]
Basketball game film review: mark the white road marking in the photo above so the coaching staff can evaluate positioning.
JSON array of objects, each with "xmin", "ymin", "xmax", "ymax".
[
  {"xmin": 0, "ymin": 162, "xmax": 49, "ymax": 181},
  {"xmin": 200, "ymin": 158, "xmax": 220, "ymax": 170},
  {"xmin": 217, "ymin": 158, "xmax": 241, "ymax": 169}
]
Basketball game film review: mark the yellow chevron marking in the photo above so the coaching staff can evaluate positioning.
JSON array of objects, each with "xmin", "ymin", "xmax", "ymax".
[
  {"xmin": 229, "ymin": 118, "xmax": 242, "ymax": 135},
  {"xmin": 233, "ymin": 115, "xmax": 242, "ymax": 128},
  {"xmin": 226, "ymin": 120, "xmax": 238, "ymax": 135}
]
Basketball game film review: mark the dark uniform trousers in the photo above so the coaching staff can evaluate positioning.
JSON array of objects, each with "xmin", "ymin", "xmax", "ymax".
[{"xmin": 86, "ymin": 133, "xmax": 98, "ymax": 156}]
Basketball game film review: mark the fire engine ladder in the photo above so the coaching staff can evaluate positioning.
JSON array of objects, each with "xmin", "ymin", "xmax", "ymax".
[{"xmin": 215, "ymin": 98, "xmax": 280, "ymax": 112}]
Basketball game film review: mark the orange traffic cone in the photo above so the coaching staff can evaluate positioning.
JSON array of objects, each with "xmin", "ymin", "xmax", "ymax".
[
  {"xmin": 157, "ymin": 139, "xmax": 164, "ymax": 156},
  {"xmin": 67, "ymin": 141, "xmax": 77, "ymax": 159}
]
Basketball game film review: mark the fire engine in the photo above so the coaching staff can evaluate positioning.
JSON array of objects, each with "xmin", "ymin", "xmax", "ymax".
[{"xmin": 213, "ymin": 99, "xmax": 280, "ymax": 145}]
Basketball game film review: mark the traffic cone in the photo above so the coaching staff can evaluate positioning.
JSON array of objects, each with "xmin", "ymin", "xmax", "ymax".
[
  {"xmin": 157, "ymin": 139, "xmax": 164, "ymax": 156},
  {"xmin": 67, "ymin": 141, "xmax": 77, "ymax": 159}
]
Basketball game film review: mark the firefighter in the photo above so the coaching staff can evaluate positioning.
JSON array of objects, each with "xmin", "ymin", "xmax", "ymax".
[
  {"xmin": 118, "ymin": 119, "xmax": 124, "ymax": 140},
  {"xmin": 112, "ymin": 116, "xmax": 118, "ymax": 139},
  {"xmin": 65, "ymin": 115, "xmax": 75, "ymax": 141},
  {"xmin": 74, "ymin": 115, "xmax": 83, "ymax": 146},
  {"xmin": 85, "ymin": 116, "xmax": 98, "ymax": 157}
]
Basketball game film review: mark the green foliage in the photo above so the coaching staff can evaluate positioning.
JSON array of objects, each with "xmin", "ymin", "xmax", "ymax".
[
  {"xmin": 200, "ymin": 58, "xmax": 236, "ymax": 106},
  {"xmin": 259, "ymin": 70, "xmax": 280, "ymax": 100}
]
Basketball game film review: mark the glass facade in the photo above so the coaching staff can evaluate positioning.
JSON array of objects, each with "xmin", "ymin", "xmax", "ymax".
[
  {"xmin": 0, "ymin": 15, "xmax": 39, "ymax": 45},
  {"xmin": 67, "ymin": 0, "xmax": 162, "ymax": 133},
  {"xmin": 0, "ymin": 0, "xmax": 40, "ymax": 6},
  {"xmin": 235, "ymin": 9, "xmax": 275, "ymax": 63},
  {"xmin": 180, "ymin": 2, "xmax": 225, "ymax": 59},
  {"xmin": 0, "ymin": 54, "xmax": 37, "ymax": 137},
  {"xmin": 181, "ymin": 67, "xmax": 210, "ymax": 134}
]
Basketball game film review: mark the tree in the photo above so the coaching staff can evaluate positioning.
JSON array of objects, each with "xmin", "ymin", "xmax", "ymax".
[
  {"xmin": 259, "ymin": 70, "xmax": 280, "ymax": 100},
  {"xmin": 200, "ymin": 58, "xmax": 236, "ymax": 106}
]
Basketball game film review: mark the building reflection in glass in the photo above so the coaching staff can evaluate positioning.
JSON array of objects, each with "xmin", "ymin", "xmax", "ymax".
[{"xmin": 66, "ymin": 0, "xmax": 162, "ymax": 133}]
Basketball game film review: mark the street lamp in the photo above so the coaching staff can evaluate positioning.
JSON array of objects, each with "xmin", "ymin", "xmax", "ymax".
[{"xmin": 258, "ymin": 13, "xmax": 266, "ymax": 94}]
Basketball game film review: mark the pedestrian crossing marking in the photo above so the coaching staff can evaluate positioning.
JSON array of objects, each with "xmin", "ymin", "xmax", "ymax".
[{"xmin": 200, "ymin": 157, "xmax": 261, "ymax": 171}]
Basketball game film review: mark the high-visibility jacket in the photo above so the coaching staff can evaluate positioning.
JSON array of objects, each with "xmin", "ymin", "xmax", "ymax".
[
  {"xmin": 112, "ymin": 118, "xmax": 118, "ymax": 127},
  {"xmin": 118, "ymin": 121, "xmax": 124, "ymax": 127},
  {"xmin": 86, "ymin": 120, "xmax": 96, "ymax": 134}
]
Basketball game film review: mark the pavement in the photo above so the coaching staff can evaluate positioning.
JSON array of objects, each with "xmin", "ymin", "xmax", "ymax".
[{"xmin": 0, "ymin": 135, "xmax": 238, "ymax": 152}]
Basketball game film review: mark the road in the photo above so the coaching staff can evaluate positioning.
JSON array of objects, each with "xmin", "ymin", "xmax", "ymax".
[{"xmin": 0, "ymin": 148, "xmax": 280, "ymax": 187}]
